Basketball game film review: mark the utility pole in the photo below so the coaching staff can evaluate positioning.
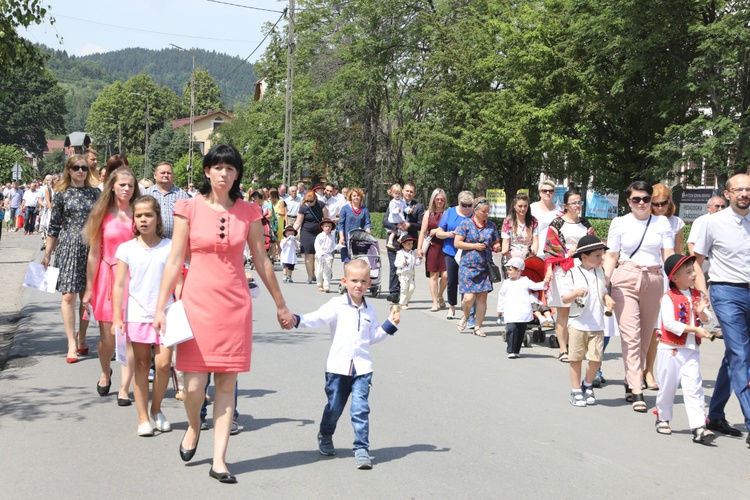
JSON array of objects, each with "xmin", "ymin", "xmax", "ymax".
[
  {"xmin": 171, "ymin": 43, "xmax": 196, "ymax": 185},
  {"xmin": 282, "ymin": 1, "xmax": 295, "ymax": 188},
  {"xmin": 118, "ymin": 122, "xmax": 122, "ymax": 154}
]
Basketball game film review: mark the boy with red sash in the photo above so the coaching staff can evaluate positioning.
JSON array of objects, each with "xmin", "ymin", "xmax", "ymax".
[{"xmin": 654, "ymin": 254, "xmax": 715, "ymax": 443}]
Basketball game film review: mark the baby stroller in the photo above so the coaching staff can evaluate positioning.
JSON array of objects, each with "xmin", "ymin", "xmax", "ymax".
[
  {"xmin": 338, "ymin": 228, "xmax": 382, "ymax": 297},
  {"xmin": 245, "ymin": 216, "xmax": 273, "ymax": 269},
  {"xmin": 520, "ymin": 256, "xmax": 557, "ymax": 348}
]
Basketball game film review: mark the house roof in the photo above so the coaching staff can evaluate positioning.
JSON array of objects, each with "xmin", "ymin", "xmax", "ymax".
[
  {"xmin": 45, "ymin": 139, "xmax": 66, "ymax": 154},
  {"xmin": 172, "ymin": 110, "xmax": 233, "ymax": 129}
]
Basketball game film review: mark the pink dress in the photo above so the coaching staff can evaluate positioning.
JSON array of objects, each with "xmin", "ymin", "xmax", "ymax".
[
  {"xmin": 174, "ymin": 196, "xmax": 261, "ymax": 373},
  {"xmin": 91, "ymin": 213, "xmax": 133, "ymax": 322}
]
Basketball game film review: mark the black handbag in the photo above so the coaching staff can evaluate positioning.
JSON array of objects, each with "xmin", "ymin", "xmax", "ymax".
[{"xmin": 487, "ymin": 250, "xmax": 503, "ymax": 283}]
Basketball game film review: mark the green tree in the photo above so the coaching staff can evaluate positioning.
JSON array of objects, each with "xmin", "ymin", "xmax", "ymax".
[
  {"xmin": 86, "ymin": 73, "xmax": 182, "ymax": 172},
  {"xmin": 182, "ymin": 69, "xmax": 224, "ymax": 115},
  {"xmin": 0, "ymin": 144, "xmax": 26, "ymax": 183},
  {"xmin": 0, "ymin": 0, "xmax": 54, "ymax": 80},
  {"xmin": 0, "ymin": 65, "xmax": 66, "ymax": 157}
]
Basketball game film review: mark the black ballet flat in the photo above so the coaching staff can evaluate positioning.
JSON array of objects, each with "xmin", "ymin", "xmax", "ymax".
[
  {"xmin": 179, "ymin": 429, "xmax": 200, "ymax": 462},
  {"xmin": 117, "ymin": 398, "xmax": 132, "ymax": 407},
  {"xmin": 209, "ymin": 467, "xmax": 237, "ymax": 484},
  {"xmin": 97, "ymin": 369, "xmax": 113, "ymax": 396}
]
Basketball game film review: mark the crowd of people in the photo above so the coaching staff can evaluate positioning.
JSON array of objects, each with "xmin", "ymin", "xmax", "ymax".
[{"xmin": 4, "ymin": 144, "xmax": 750, "ymax": 478}]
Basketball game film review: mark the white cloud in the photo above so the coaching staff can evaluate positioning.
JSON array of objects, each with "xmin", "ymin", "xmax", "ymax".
[{"xmin": 76, "ymin": 43, "xmax": 107, "ymax": 56}]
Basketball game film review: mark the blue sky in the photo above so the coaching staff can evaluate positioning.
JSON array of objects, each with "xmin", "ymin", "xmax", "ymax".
[{"xmin": 23, "ymin": 0, "xmax": 285, "ymax": 59}]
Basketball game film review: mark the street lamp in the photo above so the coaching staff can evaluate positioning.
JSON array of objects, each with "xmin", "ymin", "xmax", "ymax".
[
  {"xmin": 130, "ymin": 92, "xmax": 150, "ymax": 179},
  {"xmin": 171, "ymin": 43, "xmax": 196, "ymax": 185}
]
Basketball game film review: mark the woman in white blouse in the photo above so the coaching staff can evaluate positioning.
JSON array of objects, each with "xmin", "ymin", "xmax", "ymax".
[
  {"xmin": 603, "ymin": 181, "xmax": 674, "ymax": 413},
  {"xmin": 642, "ymin": 183, "xmax": 685, "ymax": 390}
]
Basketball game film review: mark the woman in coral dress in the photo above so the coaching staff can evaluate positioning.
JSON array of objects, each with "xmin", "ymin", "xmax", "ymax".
[
  {"xmin": 153, "ymin": 144, "xmax": 293, "ymax": 483},
  {"xmin": 82, "ymin": 167, "xmax": 139, "ymax": 401}
]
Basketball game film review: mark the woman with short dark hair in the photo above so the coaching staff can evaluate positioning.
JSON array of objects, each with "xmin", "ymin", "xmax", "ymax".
[
  {"xmin": 603, "ymin": 180, "xmax": 674, "ymax": 413},
  {"xmin": 153, "ymin": 144, "xmax": 293, "ymax": 482},
  {"xmin": 294, "ymin": 190, "xmax": 329, "ymax": 282}
]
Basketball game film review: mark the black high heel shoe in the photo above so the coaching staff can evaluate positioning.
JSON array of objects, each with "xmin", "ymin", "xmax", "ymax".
[
  {"xmin": 97, "ymin": 369, "xmax": 113, "ymax": 396},
  {"xmin": 209, "ymin": 468, "xmax": 237, "ymax": 484},
  {"xmin": 179, "ymin": 428, "xmax": 200, "ymax": 462}
]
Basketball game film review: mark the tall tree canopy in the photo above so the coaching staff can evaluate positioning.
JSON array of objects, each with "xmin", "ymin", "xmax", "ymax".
[{"xmin": 0, "ymin": 65, "xmax": 66, "ymax": 156}]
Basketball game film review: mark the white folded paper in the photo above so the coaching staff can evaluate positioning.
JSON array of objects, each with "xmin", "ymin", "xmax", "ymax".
[
  {"xmin": 162, "ymin": 300, "xmax": 195, "ymax": 347},
  {"xmin": 114, "ymin": 325, "xmax": 127, "ymax": 365},
  {"xmin": 23, "ymin": 262, "xmax": 59, "ymax": 293}
]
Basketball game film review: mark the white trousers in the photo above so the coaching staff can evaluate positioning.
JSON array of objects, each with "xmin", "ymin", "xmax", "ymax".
[
  {"xmin": 315, "ymin": 256, "xmax": 333, "ymax": 289},
  {"xmin": 398, "ymin": 273, "xmax": 415, "ymax": 306},
  {"xmin": 655, "ymin": 347, "xmax": 706, "ymax": 429}
]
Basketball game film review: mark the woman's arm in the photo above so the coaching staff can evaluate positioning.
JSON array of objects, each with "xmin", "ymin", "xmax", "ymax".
[
  {"xmin": 247, "ymin": 219, "xmax": 294, "ymax": 329},
  {"xmin": 417, "ymin": 211, "xmax": 431, "ymax": 259},
  {"xmin": 674, "ymin": 229, "xmax": 684, "ymax": 254},
  {"xmin": 111, "ymin": 259, "xmax": 129, "ymax": 332},
  {"xmin": 153, "ymin": 216, "xmax": 189, "ymax": 335},
  {"xmin": 82, "ymin": 230, "xmax": 103, "ymax": 309},
  {"xmin": 293, "ymin": 211, "xmax": 304, "ymax": 232},
  {"xmin": 530, "ymin": 235, "xmax": 539, "ymax": 256},
  {"xmin": 603, "ymin": 251, "xmax": 619, "ymax": 286},
  {"xmin": 363, "ymin": 207, "xmax": 372, "ymax": 232}
]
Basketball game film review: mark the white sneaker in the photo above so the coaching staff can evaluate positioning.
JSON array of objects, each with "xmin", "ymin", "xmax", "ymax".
[
  {"xmin": 496, "ymin": 317, "xmax": 505, "ymax": 326},
  {"xmin": 446, "ymin": 311, "xmax": 456, "ymax": 320},
  {"xmin": 569, "ymin": 390, "xmax": 587, "ymax": 407},
  {"xmin": 151, "ymin": 412, "xmax": 172, "ymax": 432},
  {"xmin": 137, "ymin": 421, "xmax": 155, "ymax": 436}
]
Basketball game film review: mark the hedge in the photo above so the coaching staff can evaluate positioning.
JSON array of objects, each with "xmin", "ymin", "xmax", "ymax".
[{"xmin": 370, "ymin": 213, "xmax": 691, "ymax": 254}]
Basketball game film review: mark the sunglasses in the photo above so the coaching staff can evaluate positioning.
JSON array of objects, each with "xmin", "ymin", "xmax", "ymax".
[
  {"xmin": 305, "ymin": 199, "xmax": 315, "ymax": 203},
  {"xmin": 566, "ymin": 201, "xmax": 582, "ymax": 206},
  {"xmin": 540, "ymin": 189, "xmax": 554, "ymax": 194},
  {"xmin": 629, "ymin": 196, "xmax": 651, "ymax": 204},
  {"xmin": 651, "ymin": 200, "xmax": 669, "ymax": 208},
  {"xmin": 70, "ymin": 165, "xmax": 89, "ymax": 172},
  {"xmin": 460, "ymin": 202, "xmax": 472, "ymax": 208},
  {"xmin": 712, "ymin": 204, "xmax": 726, "ymax": 209}
]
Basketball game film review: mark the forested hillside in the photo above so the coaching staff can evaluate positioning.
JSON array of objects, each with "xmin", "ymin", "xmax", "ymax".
[{"xmin": 41, "ymin": 45, "xmax": 255, "ymax": 133}]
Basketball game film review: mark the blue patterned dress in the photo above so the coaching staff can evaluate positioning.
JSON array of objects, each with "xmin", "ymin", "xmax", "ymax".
[{"xmin": 455, "ymin": 218, "xmax": 499, "ymax": 294}]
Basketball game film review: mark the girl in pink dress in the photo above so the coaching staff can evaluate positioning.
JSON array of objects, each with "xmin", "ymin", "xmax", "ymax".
[
  {"xmin": 153, "ymin": 144, "xmax": 294, "ymax": 483},
  {"xmin": 83, "ymin": 167, "xmax": 139, "ymax": 402}
]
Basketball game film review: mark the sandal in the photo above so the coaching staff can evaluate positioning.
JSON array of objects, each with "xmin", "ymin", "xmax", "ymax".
[
  {"xmin": 430, "ymin": 305, "xmax": 439, "ymax": 312},
  {"xmin": 655, "ymin": 420, "xmax": 672, "ymax": 435},
  {"xmin": 472, "ymin": 328, "xmax": 486, "ymax": 338},
  {"xmin": 692, "ymin": 427, "xmax": 716, "ymax": 444},
  {"xmin": 558, "ymin": 351, "xmax": 569, "ymax": 363},
  {"xmin": 438, "ymin": 298, "xmax": 446, "ymax": 309},
  {"xmin": 631, "ymin": 393, "xmax": 647, "ymax": 413},
  {"xmin": 624, "ymin": 382, "xmax": 633, "ymax": 403},
  {"xmin": 457, "ymin": 317, "xmax": 468, "ymax": 331}
]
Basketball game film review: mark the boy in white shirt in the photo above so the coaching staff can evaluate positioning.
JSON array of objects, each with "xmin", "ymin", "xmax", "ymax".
[
  {"xmin": 279, "ymin": 225, "xmax": 300, "ymax": 283},
  {"xmin": 292, "ymin": 259, "xmax": 400, "ymax": 469},
  {"xmin": 496, "ymin": 257, "xmax": 546, "ymax": 359},
  {"xmin": 654, "ymin": 254, "xmax": 715, "ymax": 444},
  {"xmin": 314, "ymin": 219, "xmax": 336, "ymax": 292},
  {"xmin": 561, "ymin": 235, "xmax": 615, "ymax": 407},
  {"xmin": 394, "ymin": 235, "xmax": 421, "ymax": 308}
]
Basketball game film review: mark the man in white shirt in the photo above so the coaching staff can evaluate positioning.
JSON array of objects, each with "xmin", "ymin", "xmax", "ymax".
[
  {"xmin": 693, "ymin": 173, "xmax": 750, "ymax": 440},
  {"xmin": 687, "ymin": 196, "xmax": 726, "ymax": 255},
  {"xmin": 20, "ymin": 181, "xmax": 42, "ymax": 235},
  {"xmin": 323, "ymin": 184, "xmax": 342, "ymax": 223},
  {"xmin": 285, "ymin": 185, "xmax": 302, "ymax": 219},
  {"xmin": 7, "ymin": 182, "xmax": 22, "ymax": 232}
]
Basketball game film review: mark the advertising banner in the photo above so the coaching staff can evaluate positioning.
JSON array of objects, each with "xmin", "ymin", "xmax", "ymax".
[
  {"xmin": 585, "ymin": 190, "xmax": 618, "ymax": 219},
  {"xmin": 679, "ymin": 188, "xmax": 714, "ymax": 223},
  {"xmin": 486, "ymin": 189, "xmax": 506, "ymax": 218}
]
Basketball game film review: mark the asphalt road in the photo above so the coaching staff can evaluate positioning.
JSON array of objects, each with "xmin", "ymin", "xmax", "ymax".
[{"xmin": 1, "ymin": 229, "xmax": 748, "ymax": 498}]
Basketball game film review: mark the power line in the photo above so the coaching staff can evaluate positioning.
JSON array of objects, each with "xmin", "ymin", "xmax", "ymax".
[
  {"xmin": 207, "ymin": 0, "xmax": 285, "ymax": 13},
  {"xmin": 51, "ymin": 14, "xmax": 262, "ymax": 44},
  {"xmin": 224, "ymin": 10, "xmax": 287, "ymax": 79}
]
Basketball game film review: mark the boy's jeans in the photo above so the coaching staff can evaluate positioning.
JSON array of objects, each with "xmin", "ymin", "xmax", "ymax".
[{"xmin": 320, "ymin": 368, "xmax": 372, "ymax": 450}]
